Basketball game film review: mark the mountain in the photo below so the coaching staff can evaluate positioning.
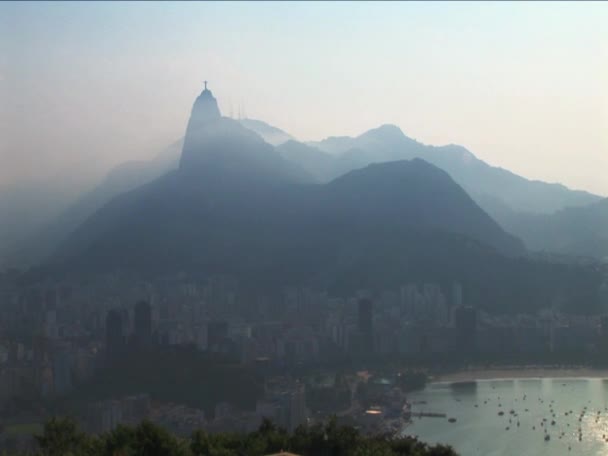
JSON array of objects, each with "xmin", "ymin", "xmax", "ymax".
[
  {"xmin": 3, "ymin": 141, "xmax": 183, "ymax": 268},
  {"xmin": 180, "ymin": 95, "xmax": 310, "ymax": 184},
  {"xmin": 0, "ymin": 176, "xmax": 85, "ymax": 269},
  {"xmin": 54, "ymin": 85, "xmax": 316, "ymax": 269},
  {"xmin": 323, "ymin": 159, "xmax": 524, "ymax": 255},
  {"xmin": 238, "ymin": 119, "xmax": 294, "ymax": 146},
  {"xmin": 49, "ymin": 85, "xmax": 606, "ymax": 313},
  {"xmin": 493, "ymin": 198, "xmax": 608, "ymax": 261},
  {"xmin": 302, "ymin": 125, "xmax": 601, "ymax": 215},
  {"xmin": 277, "ymin": 140, "xmax": 336, "ymax": 182},
  {"xmin": 16, "ymin": 114, "xmax": 600, "ymax": 268},
  {"xmin": 4, "ymin": 103, "xmax": 294, "ymax": 268}
]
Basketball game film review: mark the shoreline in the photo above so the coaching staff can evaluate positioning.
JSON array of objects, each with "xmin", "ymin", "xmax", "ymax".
[{"xmin": 432, "ymin": 366, "xmax": 608, "ymax": 383}]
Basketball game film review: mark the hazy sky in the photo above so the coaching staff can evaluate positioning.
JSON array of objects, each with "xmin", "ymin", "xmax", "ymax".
[{"xmin": 2, "ymin": 1, "xmax": 607, "ymax": 194}]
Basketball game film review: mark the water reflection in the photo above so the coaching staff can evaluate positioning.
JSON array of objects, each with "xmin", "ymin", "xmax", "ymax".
[{"xmin": 405, "ymin": 378, "xmax": 608, "ymax": 456}]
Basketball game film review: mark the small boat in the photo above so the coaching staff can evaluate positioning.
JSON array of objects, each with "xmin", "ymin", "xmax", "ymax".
[
  {"xmin": 545, "ymin": 434, "xmax": 550, "ymax": 442},
  {"xmin": 448, "ymin": 417, "xmax": 457, "ymax": 423}
]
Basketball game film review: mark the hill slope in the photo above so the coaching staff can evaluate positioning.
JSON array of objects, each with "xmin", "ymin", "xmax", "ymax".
[
  {"xmin": 303, "ymin": 124, "xmax": 601, "ymax": 214},
  {"xmin": 50, "ymin": 86, "xmax": 606, "ymax": 313},
  {"xmin": 492, "ymin": 198, "xmax": 608, "ymax": 261}
]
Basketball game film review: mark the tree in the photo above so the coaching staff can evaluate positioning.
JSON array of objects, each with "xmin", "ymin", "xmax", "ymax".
[
  {"xmin": 31, "ymin": 416, "xmax": 458, "ymax": 456},
  {"xmin": 101, "ymin": 424, "xmax": 136, "ymax": 456},
  {"xmin": 133, "ymin": 421, "xmax": 186, "ymax": 456},
  {"xmin": 35, "ymin": 417, "xmax": 97, "ymax": 456}
]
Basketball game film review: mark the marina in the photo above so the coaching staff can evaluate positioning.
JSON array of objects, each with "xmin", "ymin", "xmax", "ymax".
[{"xmin": 403, "ymin": 377, "xmax": 608, "ymax": 456}]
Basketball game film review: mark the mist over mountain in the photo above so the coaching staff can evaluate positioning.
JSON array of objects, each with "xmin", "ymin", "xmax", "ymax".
[
  {"xmin": 491, "ymin": 197, "xmax": 608, "ymax": 261},
  {"xmin": 46, "ymin": 85, "xmax": 606, "ymax": 313},
  {"xmin": 297, "ymin": 125, "xmax": 602, "ymax": 215},
  {"xmin": 3, "ymin": 85, "xmax": 604, "ymax": 269},
  {"xmin": 238, "ymin": 118, "xmax": 294, "ymax": 146},
  {"xmin": 180, "ymin": 87, "xmax": 311, "ymax": 184},
  {"xmin": 0, "ymin": 177, "xmax": 85, "ymax": 268},
  {"xmin": 1, "ymin": 97, "xmax": 295, "ymax": 268},
  {"xmin": 3, "ymin": 140, "xmax": 184, "ymax": 268},
  {"xmin": 277, "ymin": 125, "xmax": 607, "ymax": 259}
]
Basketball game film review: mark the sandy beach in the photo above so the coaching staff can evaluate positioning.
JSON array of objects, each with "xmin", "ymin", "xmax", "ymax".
[{"xmin": 433, "ymin": 366, "xmax": 608, "ymax": 383}]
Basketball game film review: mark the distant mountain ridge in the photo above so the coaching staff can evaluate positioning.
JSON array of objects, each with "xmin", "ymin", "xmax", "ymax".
[
  {"xmin": 238, "ymin": 118, "xmax": 294, "ymax": 146},
  {"xmin": 293, "ymin": 124, "xmax": 602, "ymax": 215},
  {"xmin": 2, "ymin": 112, "xmax": 294, "ymax": 268},
  {"xmin": 491, "ymin": 197, "xmax": 608, "ymax": 261},
  {"xmin": 278, "ymin": 125, "xmax": 607, "ymax": 259},
  {"xmin": 4, "ymin": 90, "xmax": 604, "ymax": 268},
  {"xmin": 48, "ymin": 85, "xmax": 606, "ymax": 314}
]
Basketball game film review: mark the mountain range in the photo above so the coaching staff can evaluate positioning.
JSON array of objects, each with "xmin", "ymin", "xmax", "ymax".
[
  {"xmin": 7, "ymin": 112, "xmax": 606, "ymax": 268},
  {"xmin": 43, "ymin": 85, "xmax": 604, "ymax": 313},
  {"xmin": 490, "ymin": 198, "xmax": 608, "ymax": 261}
]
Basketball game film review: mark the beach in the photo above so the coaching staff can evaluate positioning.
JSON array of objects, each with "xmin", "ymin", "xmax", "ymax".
[{"xmin": 433, "ymin": 366, "xmax": 608, "ymax": 383}]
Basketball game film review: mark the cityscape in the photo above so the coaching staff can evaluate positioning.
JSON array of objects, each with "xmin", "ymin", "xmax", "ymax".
[
  {"xmin": 1, "ymin": 269, "xmax": 608, "ymax": 451},
  {"xmin": 2, "ymin": 2, "xmax": 608, "ymax": 455}
]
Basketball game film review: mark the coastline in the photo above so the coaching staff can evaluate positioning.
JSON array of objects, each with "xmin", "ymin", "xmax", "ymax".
[{"xmin": 432, "ymin": 366, "xmax": 608, "ymax": 383}]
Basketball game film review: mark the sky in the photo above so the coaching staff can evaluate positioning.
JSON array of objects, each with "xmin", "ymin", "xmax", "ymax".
[{"xmin": 1, "ymin": 1, "xmax": 607, "ymax": 195}]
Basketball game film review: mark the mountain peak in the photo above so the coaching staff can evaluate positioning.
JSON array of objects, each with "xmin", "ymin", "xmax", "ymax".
[
  {"xmin": 189, "ymin": 82, "xmax": 221, "ymax": 126},
  {"xmin": 178, "ymin": 88, "xmax": 312, "ymax": 184},
  {"xmin": 365, "ymin": 124, "xmax": 405, "ymax": 137},
  {"xmin": 358, "ymin": 124, "xmax": 418, "ymax": 145},
  {"xmin": 180, "ymin": 82, "xmax": 224, "ymax": 171}
]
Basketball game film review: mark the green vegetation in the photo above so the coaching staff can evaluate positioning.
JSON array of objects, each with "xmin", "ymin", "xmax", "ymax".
[
  {"xmin": 21, "ymin": 417, "xmax": 458, "ymax": 456},
  {"xmin": 2, "ymin": 423, "xmax": 43, "ymax": 437},
  {"xmin": 397, "ymin": 371, "xmax": 428, "ymax": 393},
  {"xmin": 305, "ymin": 372, "xmax": 351, "ymax": 413}
]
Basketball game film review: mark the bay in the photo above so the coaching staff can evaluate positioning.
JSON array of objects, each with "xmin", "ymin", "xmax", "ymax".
[{"xmin": 404, "ymin": 378, "xmax": 608, "ymax": 456}]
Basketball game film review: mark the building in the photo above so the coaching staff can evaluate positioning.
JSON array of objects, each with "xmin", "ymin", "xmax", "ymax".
[
  {"xmin": 357, "ymin": 298, "xmax": 373, "ymax": 353},
  {"xmin": 105, "ymin": 309, "xmax": 124, "ymax": 359},
  {"xmin": 133, "ymin": 301, "xmax": 152, "ymax": 347},
  {"xmin": 452, "ymin": 282, "xmax": 463, "ymax": 308},
  {"xmin": 207, "ymin": 321, "xmax": 229, "ymax": 352},
  {"xmin": 288, "ymin": 381, "xmax": 307, "ymax": 432},
  {"xmin": 52, "ymin": 343, "xmax": 73, "ymax": 395},
  {"xmin": 453, "ymin": 306, "xmax": 477, "ymax": 354}
]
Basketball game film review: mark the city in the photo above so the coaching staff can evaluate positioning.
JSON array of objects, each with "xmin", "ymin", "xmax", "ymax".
[
  {"xmin": 2, "ymin": 2, "xmax": 608, "ymax": 455},
  {"xmin": 1, "ymin": 268, "xmax": 608, "ymax": 451}
]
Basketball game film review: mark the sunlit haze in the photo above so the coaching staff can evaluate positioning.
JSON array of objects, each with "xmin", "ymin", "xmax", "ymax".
[
  {"xmin": 1, "ymin": 1, "xmax": 607, "ymax": 194},
  {"xmin": 3, "ymin": 4, "xmax": 608, "ymax": 454}
]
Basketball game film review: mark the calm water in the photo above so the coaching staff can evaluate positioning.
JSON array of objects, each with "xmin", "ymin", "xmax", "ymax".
[{"xmin": 403, "ymin": 378, "xmax": 608, "ymax": 456}]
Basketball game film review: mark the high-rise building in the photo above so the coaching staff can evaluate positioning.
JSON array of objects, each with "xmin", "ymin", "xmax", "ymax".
[
  {"xmin": 52, "ymin": 343, "xmax": 73, "ymax": 395},
  {"xmin": 207, "ymin": 321, "xmax": 229, "ymax": 352},
  {"xmin": 357, "ymin": 298, "xmax": 373, "ymax": 353},
  {"xmin": 452, "ymin": 282, "xmax": 463, "ymax": 308},
  {"xmin": 288, "ymin": 381, "xmax": 307, "ymax": 432},
  {"xmin": 105, "ymin": 309, "xmax": 124, "ymax": 359},
  {"xmin": 358, "ymin": 299, "xmax": 372, "ymax": 334},
  {"xmin": 133, "ymin": 301, "xmax": 152, "ymax": 347},
  {"xmin": 454, "ymin": 306, "xmax": 477, "ymax": 354}
]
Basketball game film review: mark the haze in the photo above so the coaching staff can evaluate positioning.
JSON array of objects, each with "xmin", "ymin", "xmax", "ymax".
[{"xmin": 1, "ymin": 1, "xmax": 607, "ymax": 194}]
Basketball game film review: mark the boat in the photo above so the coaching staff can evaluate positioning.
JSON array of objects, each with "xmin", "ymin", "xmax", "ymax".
[
  {"xmin": 448, "ymin": 418, "xmax": 457, "ymax": 423},
  {"xmin": 545, "ymin": 434, "xmax": 550, "ymax": 442}
]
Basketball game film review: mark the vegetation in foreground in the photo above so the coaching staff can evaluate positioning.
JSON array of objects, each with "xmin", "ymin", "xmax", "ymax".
[{"xmin": 15, "ymin": 417, "xmax": 458, "ymax": 456}]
